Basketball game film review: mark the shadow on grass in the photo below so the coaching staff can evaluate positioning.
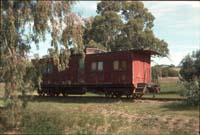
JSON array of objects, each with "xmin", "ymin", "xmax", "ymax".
[
  {"xmin": 161, "ymin": 101, "xmax": 199, "ymax": 111},
  {"xmin": 29, "ymin": 95, "xmax": 134, "ymax": 104},
  {"xmin": 159, "ymin": 91, "xmax": 180, "ymax": 95}
]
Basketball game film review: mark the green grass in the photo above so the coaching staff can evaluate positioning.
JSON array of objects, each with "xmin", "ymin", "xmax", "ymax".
[
  {"xmin": 0, "ymin": 99, "xmax": 3, "ymax": 107},
  {"xmin": 0, "ymin": 83, "xmax": 4, "ymax": 107},
  {"xmin": 144, "ymin": 77, "xmax": 186, "ymax": 98},
  {"xmin": 0, "ymin": 79, "xmax": 199, "ymax": 134},
  {"xmin": 159, "ymin": 77, "xmax": 184, "ymax": 94},
  {"xmin": 0, "ymin": 83, "xmax": 4, "ymax": 95},
  {"xmin": 17, "ymin": 98, "xmax": 198, "ymax": 135}
]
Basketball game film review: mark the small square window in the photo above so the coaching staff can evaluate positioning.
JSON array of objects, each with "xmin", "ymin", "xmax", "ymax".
[
  {"xmin": 98, "ymin": 61, "xmax": 103, "ymax": 71},
  {"xmin": 113, "ymin": 61, "xmax": 119, "ymax": 70},
  {"xmin": 121, "ymin": 61, "xmax": 127, "ymax": 70},
  {"xmin": 79, "ymin": 58, "xmax": 85, "ymax": 70},
  {"xmin": 42, "ymin": 66, "xmax": 47, "ymax": 74},
  {"xmin": 47, "ymin": 63, "xmax": 53, "ymax": 73},
  {"xmin": 42, "ymin": 63, "xmax": 53, "ymax": 74},
  {"xmin": 91, "ymin": 62, "xmax": 96, "ymax": 71}
]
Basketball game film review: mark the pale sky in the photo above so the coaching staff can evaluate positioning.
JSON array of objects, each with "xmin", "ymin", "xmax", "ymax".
[{"xmin": 30, "ymin": 1, "xmax": 200, "ymax": 66}]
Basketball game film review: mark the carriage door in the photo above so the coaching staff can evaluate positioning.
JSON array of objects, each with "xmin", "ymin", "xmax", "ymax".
[
  {"xmin": 141, "ymin": 56, "xmax": 146, "ymax": 83},
  {"xmin": 142, "ymin": 54, "xmax": 150, "ymax": 83},
  {"xmin": 143, "ymin": 56, "xmax": 147, "ymax": 83},
  {"xmin": 145, "ymin": 54, "xmax": 151, "ymax": 83},
  {"xmin": 135, "ymin": 54, "xmax": 146, "ymax": 84}
]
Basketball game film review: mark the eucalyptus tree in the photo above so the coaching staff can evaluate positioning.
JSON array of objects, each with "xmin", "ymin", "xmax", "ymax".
[
  {"xmin": 83, "ymin": 1, "xmax": 169, "ymax": 56},
  {"xmin": 0, "ymin": 0, "xmax": 84, "ymax": 128}
]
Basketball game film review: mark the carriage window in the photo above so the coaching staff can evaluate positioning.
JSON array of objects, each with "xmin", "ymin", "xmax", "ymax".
[
  {"xmin": 79, "ymin": 58, "xmax": 85, "ymax": 70},
  {"xmin": 47, "ymin": 63, "xmax": 53, "ymax": 73},
  {"xmin": 42, "ymin": 65, "xmax": 47, "ymax": 74},
  {"xmin": 98, "ymin": 61, "xmax": 103, "ymax": 71},
  {"xmin": 113, "ymin": 60, "xmax": 119, "ymax": 70},
  {"xmin": 91, "ymin": 62, "xmax": 96, "ymax": 71},
  {"xmin": 121, "ymin": 61, "xmax": 127, "ymax": 70},
  {"xmin": 43, "ymin": 63, "xmax": 53, "ymax": 74}
]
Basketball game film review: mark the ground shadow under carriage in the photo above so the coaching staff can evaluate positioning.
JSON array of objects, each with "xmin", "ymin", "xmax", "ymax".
[{"xmin": 29, "ymin": 95, "xmax": 134, "ymax": 104}]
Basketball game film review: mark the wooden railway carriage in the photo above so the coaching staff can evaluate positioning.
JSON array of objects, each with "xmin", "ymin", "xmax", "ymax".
[{"xmin": 38, "ymin": 48, "xmax": 160, "ymax": 98}]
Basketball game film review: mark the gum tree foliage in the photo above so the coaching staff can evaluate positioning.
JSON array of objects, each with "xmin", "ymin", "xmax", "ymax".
[
  {"xmin": 83, "ymin": 1, "xmax": 169, "ymax": 56},
  {"xmin": 0, "ymin": 0, "xmax": 84, "ymax": 128},
  {"xmin": 180, "ymin": 50, "xmax": 200, "ymax": 105},
  {"xmin": 151, "ymin": 65, "xmax": 162, "ymax": 84},
  {"xmin": 151, "ymin": 65, "xmax": 178, "ymax": 84}
]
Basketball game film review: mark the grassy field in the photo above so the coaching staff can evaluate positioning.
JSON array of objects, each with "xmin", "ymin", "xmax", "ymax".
[
  {"xmin": 19, "ymin": 98, "xmax": 198, "ymax": 135},
  {"xmin": 0, "ymin": 78, "xmax": 199, "ymax": 135},
  {"xmin": 144, "ymin": 77, "xmax": 185, "ymax": 98},
  {"xmin": 0, "ymin": 83, "xmax": 4, "ymax": 107}
]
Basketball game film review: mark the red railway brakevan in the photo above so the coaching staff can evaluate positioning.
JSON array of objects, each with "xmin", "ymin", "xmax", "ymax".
[{"xmin": 37, "ymin": 48, "xmax": 160, "ymax": 98}]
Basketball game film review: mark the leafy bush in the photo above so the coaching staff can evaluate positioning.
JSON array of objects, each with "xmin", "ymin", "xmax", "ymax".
[
  {"xmin": 0, "ymin": 98, "xmax": 23, "ymax": 129},
  {"xmin": 181, "ymin": 80, "xmax": 200, "ymax": 106},
  {"xmin": 180, "ymin": 50, "xmax": 200, "ymax": 105},
  {"xmin": 161, "ymin": 67, "xmax": 179, "ymax": 77},
  {"xmin": 151, "ymin": 65, "xmax": 161, "ymax": 83}
]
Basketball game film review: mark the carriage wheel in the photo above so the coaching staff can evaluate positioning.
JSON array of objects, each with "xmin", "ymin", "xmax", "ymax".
[
  {"xmin": 38, "ymin": 92, "xmax": 42, "ymax": 96},
  {"xmin": 132, "ymin": 93, "xmax": 137, "ymax": 99},
  {"xmin": 114, "ymin": 92, "xmax": 122, "ymax": 98},
  {"xmin": 50, "ymin": 92, "xmax": 55, "ymax": 97},
  {"xmin": 55, "ymin": 93, "xmax": 60, "ymax": 96},
  {"xmin": 62, "ymin": 92, "xmax": 68, "ymax": 97},
  {"xmin": 105, "ymin": 93, "xmax": 109, "ymax": 98},
  {"xmin": 136, "ymin": 94, "xmax": 143, "ymax": 98},
  {"xmin": 126, "ymin": 94, "xmax": 132, "ymax": 99},
  {"xmin": 40, "ymin": 91, "xmax": 46, "ymax": 96},
  {"xmin": 42, "ymin": 92, "xmax": 45, "ymax": 96},
  {"xmin": 111, "ymin": 92, "xmax": 115, "ymax": 98},
  {"xmin": 105, "ymin": 91, "xmax": 112, "ymax": 98}
]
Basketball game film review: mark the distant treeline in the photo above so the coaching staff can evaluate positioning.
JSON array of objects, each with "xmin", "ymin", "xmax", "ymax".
[{"xmin": 151, "ymin": 65, "xmax": 179, "ymax": 78}]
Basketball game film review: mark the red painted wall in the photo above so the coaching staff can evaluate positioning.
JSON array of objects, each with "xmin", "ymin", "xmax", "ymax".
[
  {"xmin": 133, "ymin": 52, "xmax": 151, "ymax": 86},
  {"xmin": 42, "ymin": 56, "xmax": 81, "ymax": 85},
  {"xmin": 85, "ymin": 51, "xmax": 133, "ymax": 85},
  {"xmin": 40, "ymin": 50, "xmax": 153, "ymax": 87}
]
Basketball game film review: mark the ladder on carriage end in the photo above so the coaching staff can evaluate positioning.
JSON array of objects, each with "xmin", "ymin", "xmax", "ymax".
[{"xmin": 133, "ymin": 83, "xmax": 147, "ymax": 98}]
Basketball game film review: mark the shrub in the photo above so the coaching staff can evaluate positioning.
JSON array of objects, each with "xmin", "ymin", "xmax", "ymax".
[
  {"xmin": 180, "ymin": 50, "xmax": 200, "ymax": 105},
  {"xmin": 151, "ymin": 65, "xmax": 161, "ymax": 83},
  {"xmin": 182, "ymin": 80, "xmax": 200, "ymax": 106}
]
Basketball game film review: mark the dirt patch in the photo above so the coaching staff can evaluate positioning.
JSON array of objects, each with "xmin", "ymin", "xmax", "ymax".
[
  {"xmin": 159, "ymin": 77, "xmax": 179, "ymax": 83},
  {"xmin": 3, "ymin": 128, "xmax": 20, "ymax": 135}
]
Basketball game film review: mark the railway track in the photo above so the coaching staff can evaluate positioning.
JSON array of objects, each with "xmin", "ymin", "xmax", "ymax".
[
  {"xmin": 28, "ymin": 95, "xmax": 187, "ymax": 102},
  {"xmin": 0, "ymin": 96, "xmax": 187, "ymax": 108},
  {"xmin": 139, "ymin": 97, "xmax": 187, "ymax": 101}
]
